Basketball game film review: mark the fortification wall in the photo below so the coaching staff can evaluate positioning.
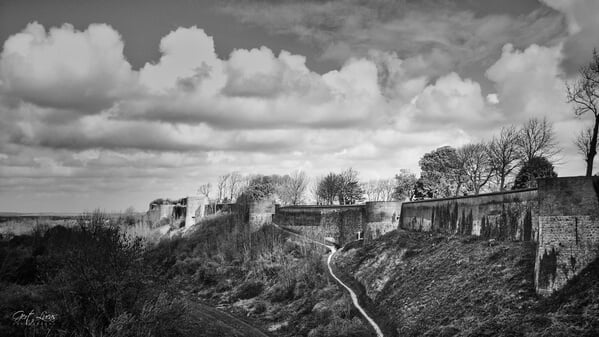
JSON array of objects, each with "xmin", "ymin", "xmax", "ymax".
[
  {"xmin": 184, "ymin": 196, "xmax": 208, "ymax": 228},
  {"xmin": 248, "ymin": 200, "xmax": 276, "ymax": 231},
  {"xmin": 145, "ymin": 204, "xmax": 176, "ymax": 227},
  {"xmin": 273, "ymin": 206, "xmax": 325, "ymax": 227},
  {"xmin": 274, "ymin": 205, "xmax": 364, "ymax": 245},
  {"xmin": 364, "ymin": 201, "xmax": 402, "ymax": 242},
  {"xmin": 399, "ymin": 189, "xmax": 538, "ymax": 242},
  {"xmin": 322, "ymin": 207, "xmax": 364, "ymax": 246},
  {"xmin": 535, "ymin": 176, "xmax": 599, "ymax": 296}
]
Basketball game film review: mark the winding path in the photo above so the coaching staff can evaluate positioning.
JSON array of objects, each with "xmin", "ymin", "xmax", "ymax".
[{"xmin": 272, "ymin": 223, "xmax": 384, "ymax": 337}]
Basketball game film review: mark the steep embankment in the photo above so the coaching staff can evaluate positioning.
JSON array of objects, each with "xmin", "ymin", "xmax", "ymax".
[
  {"xmin": 272, "ymin": 223, "xmax": 386, "ymax": 336},
  {"xmin": 149, "ymin": 213, "xmax": 375, "ymax": 337},
  {"xmin": 334, "ymin": 229, "xmax": 599, "ymax": 337}
]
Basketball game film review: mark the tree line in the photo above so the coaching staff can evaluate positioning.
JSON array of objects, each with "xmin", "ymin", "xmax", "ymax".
[
  {"xmin": 412, "ymin": 117, "xmax": 559, "ymax": 199},
  {"xmin": 196, "ymin": 117, "xmax": 561, "ymax": 206},
  {"xmin": 197, "ymin": 171, "xmax": 310, "ymax": 206}
]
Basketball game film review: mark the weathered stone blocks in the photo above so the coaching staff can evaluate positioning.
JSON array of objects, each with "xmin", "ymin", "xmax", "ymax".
[
  {"xmin": 535, "ymin": 177, "xmax": 599, "ymax": 296},
  {"xmin": 399, "ymin": 189, "xmax": 538, "ymax": 242}
]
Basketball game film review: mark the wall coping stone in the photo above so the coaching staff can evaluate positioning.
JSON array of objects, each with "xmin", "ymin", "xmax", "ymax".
[{"xmin": 402, "ymin": 188, "xmax": 538, "ymax": 205}]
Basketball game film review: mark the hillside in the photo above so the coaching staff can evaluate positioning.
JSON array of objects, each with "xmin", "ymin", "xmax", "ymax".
[
  {"xmin": 148, "ymin": 213, "xmax": 376, "ymax": 337},
  {"xmin": 334, "ymin": 229, "xmax": 599, "ymax": 337}
]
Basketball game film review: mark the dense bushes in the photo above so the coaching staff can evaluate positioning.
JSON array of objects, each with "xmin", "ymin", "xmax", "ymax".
[
  {"xmin": 0, "ymin": 212, "xmax": 195, "ymax": 337},
  {"xmin": 2, "ymin": 211, "xmax": 369, "ymax": 337}
]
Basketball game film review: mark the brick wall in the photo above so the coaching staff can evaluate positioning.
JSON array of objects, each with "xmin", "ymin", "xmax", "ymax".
[
  {"xmin": 399, "ymin": 189, "xmax": 538, "ymax": 242},
  {"xmin": 535, "ymin": 177, "xmax": 599, "ymax": 296}
]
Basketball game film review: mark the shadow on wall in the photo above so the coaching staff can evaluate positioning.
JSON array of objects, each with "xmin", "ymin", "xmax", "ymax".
[{"xmin": 535, "ymin": 176, "xmax": 599, "ymax": 296}]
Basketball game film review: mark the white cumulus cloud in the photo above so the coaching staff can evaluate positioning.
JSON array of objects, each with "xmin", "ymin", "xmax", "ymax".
[{"xmin": 0, "ymin": 22, "xmax": 136, "ymax": 113}]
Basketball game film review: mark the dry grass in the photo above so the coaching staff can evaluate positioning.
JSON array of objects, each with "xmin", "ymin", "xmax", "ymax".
[{"xmin": 337, "ymin": 229, "xmax": 599, "ymax": 337}]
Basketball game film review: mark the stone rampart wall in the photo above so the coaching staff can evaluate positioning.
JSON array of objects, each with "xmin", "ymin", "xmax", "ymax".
[
  {"xmin": 399, "ymin": 189, "xmax": 539, "ymax": 242},
  {"xmin": 274, "ymin": 205, "xmax": 364, "ymax": 245},
  {"xmin": 185, "ymin": 196, "xmax": 208, "ymax": 228},
  {"xmin": 364, "ymin": 201, "xmax": 402, "ymax": 242},
  {"xmin": 248, "ymin": 200, "xmax": 276, "ymax": 231}
]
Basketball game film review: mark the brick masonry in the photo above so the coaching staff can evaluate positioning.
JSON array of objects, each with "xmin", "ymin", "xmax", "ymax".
[{"xmin": 535, "ymin": 177, "xmax": 599, "ymax": 296}]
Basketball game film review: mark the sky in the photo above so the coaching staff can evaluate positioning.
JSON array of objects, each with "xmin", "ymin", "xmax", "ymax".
[{"xmin": 1, "ymin": 0, "xmax": 599, "ymax": 212}]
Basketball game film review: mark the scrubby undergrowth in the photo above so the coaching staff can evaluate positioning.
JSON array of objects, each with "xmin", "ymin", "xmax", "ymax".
[
  {"xmin": 150, "ymin": 213, "xmax": 375, "ymax": 337},
  {"xmin": 334, "ymin": 229, "xmax": 599, "ymax": 337},
  {"xmin": 0, "ymin": 210, "xmax": 380, "ymax": 337}
]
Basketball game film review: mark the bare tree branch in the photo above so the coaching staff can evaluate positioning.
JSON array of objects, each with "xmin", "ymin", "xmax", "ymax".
[
  {"xmin": 457, "ymin": 142, "xmax": 494, "ymax": 195},
  {"xmin": 516, "ymin": 117, "xmax": 560, "ymax": 163},
  {"xmin": 488, "ymin": 125, "xmax": 520, "ymax": 191},
  {"xmin": 574, "ymin": 126, "xmax": 596, "ymax": 167},
  {"xmin": 217, "ymin": 173, "xmax": 230, "ymax": 203},
  {"xmin": 567, "ymin": 49, "xmax": 599, "ymax": 176}
]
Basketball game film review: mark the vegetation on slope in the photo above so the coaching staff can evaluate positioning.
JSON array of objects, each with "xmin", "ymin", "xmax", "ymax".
[
  {"xmin": 335, "ymin": 229, "xmax": 599, "ymax": 337},
  {"xmin": 149, "ymin": 212, "xmax": 375, "ymax": 337},
  {"xmin": 0, "ymin": 213, "xmax": 197, "ymax": 337},
  {"xmin": 1, "ymin": 211, "xmax": 375, "ymax": 337}
]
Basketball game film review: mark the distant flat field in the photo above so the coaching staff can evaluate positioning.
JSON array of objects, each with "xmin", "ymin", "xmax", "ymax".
[
  {"xmin": 0, "ymin": 212, "xmax": 144, "ymax": 237},
  {"xmin": 0, "ymin": 214, "xmax": 79, "ymax": 236},
  {"xmin": 0, "ymin": 212, "xmax": 81, "ymax": 217}
]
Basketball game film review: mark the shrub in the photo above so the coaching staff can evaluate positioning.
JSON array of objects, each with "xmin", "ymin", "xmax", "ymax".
[
  {"xmin": 234, "ymin": 281, "xmax": 264, "ymax": 300},
  {"xmin": 268, "ymin": 283, "xmax": 295, "ymax": 302},
  {"xmin": 252, "ymin": 301, "xmax": 267, "ymax": 315},
  {"xmin": 39, "ymin": 212, "xmax": 166, "ymax": 336},
  {"xmin": 308, "ymin": 316, "xmax": 372, "ymax": 337},
  {"xmin": 106, "ymin": 294, "xmax": 196, "ymax": 337}
]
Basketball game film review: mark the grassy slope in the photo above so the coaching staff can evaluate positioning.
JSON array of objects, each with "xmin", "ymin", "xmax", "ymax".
[
  {"xmin": 150, "ymin": 213, "xmax": 376, "ymax": 337},
  {"xmin": 334, "ymin": 229, "xmax": 599, "ymax": 337}
]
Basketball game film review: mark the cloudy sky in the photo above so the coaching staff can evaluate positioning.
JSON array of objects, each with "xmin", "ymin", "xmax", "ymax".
[{"xmin": 1, "ymin": 0, "xmax": 598, "ymax": 212}]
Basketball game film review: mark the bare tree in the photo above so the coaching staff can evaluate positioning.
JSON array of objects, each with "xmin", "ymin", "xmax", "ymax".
[
  {"xmin": 567, "ymin": 49, "xmax": 599, "ymax": 176},
  {"xmin": 228, "ymin": 171, "xmax": 243, "ymax": 202},
  {"xmin": 458, "ymin": 143, "xmax": 494, "ymax": 195},
  {"xmin": 279, "ymin": 170, "xmax": 309, "ymax": 205},
  {"xmin": 516, "ymin": 117, "xmax": 560, "ymax": 163},
  {"xmin": 311, "ymin": 177, "xmax": 323, "ymax": 205},
  {"xmin": 216, "ymin": 174, "xmax": 230, "ymax": 203},
  {"xmin": 575, "ymin": 126, "xmax": 597, "ymax": 170},
  {"xmin": 197, "ymin": 183, "xmax": 211, "ymax": 199},
  {"xmin": 377, "ymin": 179, "xmax": 393, "ymax": 201},
  {"xmin": 361, "ymin": 181, "xmax": 378, "ymax": 201},
  {"xmin": 198, "ymin": 183, "xmax": 214, "ymax": 213},
  {"xmin": 488, "ymin": 125, "xmax": 520, "ymax": 191},
  {"xmin": 362, "ymin": 179, "xmax": 394, "ymax": 201}
]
